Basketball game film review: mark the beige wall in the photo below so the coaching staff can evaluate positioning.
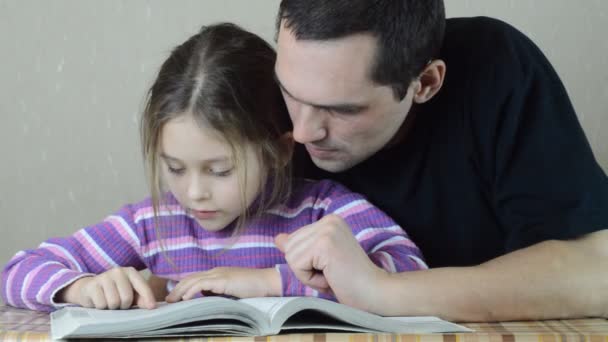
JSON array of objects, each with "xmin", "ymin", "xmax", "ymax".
[{"xmin": 1, "ymin": 1, "xmax": 607, "ymax": 286}]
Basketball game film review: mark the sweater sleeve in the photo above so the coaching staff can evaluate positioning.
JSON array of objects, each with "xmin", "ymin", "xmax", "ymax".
[
  {"xmin": 1, "ymin": 204, "xmax": 145, "ymax": 312},
  {"xmin": 326, "ymin": 187, "xmax": 427, "ymax": 272},
  {"xmin": 462, "ymin": 18, "xmax": 608, "ymax": 251},
  {"xmin": 277, "ymin": 180, "xmax": 427, "ymax": 300}
]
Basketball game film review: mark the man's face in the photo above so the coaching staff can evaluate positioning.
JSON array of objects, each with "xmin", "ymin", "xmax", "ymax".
[{"xmin": 275, "ymin": 22, "xmax": 417, "ymax": 173}]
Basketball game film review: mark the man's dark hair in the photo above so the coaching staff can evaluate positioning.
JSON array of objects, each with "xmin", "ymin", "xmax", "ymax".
[{"xmin": 277, "ymin": 0, "xmax": 445, "ymax": 100}]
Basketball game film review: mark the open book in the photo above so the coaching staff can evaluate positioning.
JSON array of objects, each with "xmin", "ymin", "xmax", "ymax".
[{"xmin": 51, "ymin": 296, "xmax": 471, "ymax": 339}]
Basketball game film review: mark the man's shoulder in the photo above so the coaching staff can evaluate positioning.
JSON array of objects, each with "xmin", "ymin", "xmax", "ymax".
[
  {"xmin": 436, "ymin": 16, "xmax": 550, "ymax": 124},
  {"xmin": 446, "ymin": 16, "xmax": 515, "ymax": 31},
  {"xmin": 445, "ymin": 16, "xmax": 524, "ymax": 43},
  {"xmin": 442, "ymin": 16, "xmax": 537, "ymax": 67}
]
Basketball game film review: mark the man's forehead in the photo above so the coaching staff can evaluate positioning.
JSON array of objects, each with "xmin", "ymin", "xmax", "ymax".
[{"xmin": 275, "ymin": 27, "xmax": 379, "ymax": 106}]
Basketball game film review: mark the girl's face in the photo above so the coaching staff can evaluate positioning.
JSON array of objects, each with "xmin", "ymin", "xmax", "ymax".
[{"xmin": 160, "ymin": 114, "xmax": 264, "ymax": 232}]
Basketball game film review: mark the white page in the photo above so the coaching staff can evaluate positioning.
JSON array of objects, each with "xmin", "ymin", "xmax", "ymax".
[{"xmin": 240, "ymin": 297, "xmax": 299, "ymax": 321}]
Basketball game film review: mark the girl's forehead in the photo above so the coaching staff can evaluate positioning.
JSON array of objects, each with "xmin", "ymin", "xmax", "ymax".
[
  {"xmin": 163, "ymin": 114, "xmax": 225, "ymax": 140},
  {"xmin": 159, "ymin": 114, "xmax": 264, "ymax": 166},
  {"xmin": 160, "ymin": 115, "xmax": 234, "ymax": 159}
]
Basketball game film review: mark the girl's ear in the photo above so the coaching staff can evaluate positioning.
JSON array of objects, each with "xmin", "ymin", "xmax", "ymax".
[
  {"xmin": 279, "ymin": 132, "xmax": 295, "ymax": 167},
  {"xmin": 413, "ymin": 59, "xmax": 446, "ymax": 104}
]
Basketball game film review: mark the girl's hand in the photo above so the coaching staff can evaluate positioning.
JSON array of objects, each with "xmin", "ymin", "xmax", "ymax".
[
  {"xmin": 166, "ymin": 267, "xmax": 281, "ymax": 302},
  {"xmin": 148, "ymin": 274, "xmax": 169, "ymax": 301},
  {"xmin": 57, "ymin": 267, "xmax": 156, "ymax": 310}
]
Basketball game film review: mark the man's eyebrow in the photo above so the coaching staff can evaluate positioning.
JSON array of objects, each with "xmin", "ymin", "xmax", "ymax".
[
  {"xmin": 273, "ymin": 71, "xmax": 368, "ymax": 114},
  {"xmin": 274, "ymin": 71, "xmax": 299, "ymax": 102}
]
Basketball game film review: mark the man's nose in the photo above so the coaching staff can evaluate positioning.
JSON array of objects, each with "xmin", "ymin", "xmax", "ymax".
[{"xmin": 291, "ymin": 104, "xmax": 327, "ymax": 144}]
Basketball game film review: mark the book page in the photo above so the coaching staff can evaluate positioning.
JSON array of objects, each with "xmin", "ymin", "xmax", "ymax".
[
  {"xmin": 240, "ymin": 297, "xmax": 472, "ymax": 334},
  {"xmin": 52, "ymin": 297, "xmax": 266, "ymax": 339},
  {"xmin": 52, "ymin": 296, "xmax": 472, "ymax": 339},
  {"xmin": 239, "ymin": 297, "xmax": 300, "ymax": 321},
  {"xmin": 53, "ymin": 301, "xmax": 174, "ymax": 322}
]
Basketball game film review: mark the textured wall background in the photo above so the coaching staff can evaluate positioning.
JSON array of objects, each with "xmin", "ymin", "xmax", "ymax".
[{"xmin": 1, "ymin": 1, "xmax": 607, "ymax": 289}]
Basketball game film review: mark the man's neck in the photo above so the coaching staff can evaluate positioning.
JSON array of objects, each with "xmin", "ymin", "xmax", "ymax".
[{"xmin": 385, "ymin": 108, "xmax": 418, "ymax": 149}]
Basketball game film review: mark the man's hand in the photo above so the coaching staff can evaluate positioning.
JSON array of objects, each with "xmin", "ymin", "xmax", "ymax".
[
  {"xmin": 275, "ymin": 214, "xmax": 388, "ymax": 312},
  {"xmin": 57, "ymin": 267, "xmax": 156, "ymax": 310},
  {"xmin": 282, "ymin": 224, "xmax": 608, "ymax": 320},
  {"xmin": 165, "ymin": 267, "xmax": 281, "ymax": 303}
]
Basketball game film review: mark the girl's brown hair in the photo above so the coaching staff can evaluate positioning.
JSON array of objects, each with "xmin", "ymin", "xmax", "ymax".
[{"xmin": 140, "ymin": 23, "xmax": 292, "ymax": 240}]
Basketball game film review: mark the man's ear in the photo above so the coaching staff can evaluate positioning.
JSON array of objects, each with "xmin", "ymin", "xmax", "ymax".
[
  {"xmin": 279, "ymin": 132, "xmax": 295, "ymax": 167},
  {"xmin": 413, "ymin": 59, "xmax": 446, "ymax": 104}
]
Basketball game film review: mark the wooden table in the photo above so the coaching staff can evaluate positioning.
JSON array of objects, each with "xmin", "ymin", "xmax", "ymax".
[{"xmin": 2, "ymin": 305, "xmax": 607, "ymax": 341}]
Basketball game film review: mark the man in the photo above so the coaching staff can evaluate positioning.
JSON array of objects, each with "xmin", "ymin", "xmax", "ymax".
[{"xmin": 273, "ymin": 0, "xmax": 608, "ymax": 321}]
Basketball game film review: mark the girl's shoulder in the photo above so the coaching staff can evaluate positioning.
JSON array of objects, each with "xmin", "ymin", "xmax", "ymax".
[
  {"xmin": 290, "ymin": 178, "xmax": 365, "ymax": 203},
  {"xmin": 119, "ymin": 192, "xmax": 180, "ymax": 209},
  {"xmin": 114, "ymin": 193, "xmax": 185, "ymax": 221}
]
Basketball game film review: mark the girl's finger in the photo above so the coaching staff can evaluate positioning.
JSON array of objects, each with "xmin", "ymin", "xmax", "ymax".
[
  {"xmin": 182, "ymin": 281, "xmax": 218, "ymax": 301},
  {"xmin": 113, "ymin": 272, "xmax": 135, "ymax": 309},
  {"xmin": 100, "ymin": 277, "xmax": 121, "ymax": 310},
  {"xmin": 126, "ymin": 269, "xmax": 156, "ymax": 309},
  {"xmin": 89, "ymin": 283, "xmax": 108, "ymax": 309}
]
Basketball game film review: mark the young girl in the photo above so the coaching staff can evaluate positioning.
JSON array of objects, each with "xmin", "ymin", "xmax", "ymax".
[{"xmin": 1, "ymin": 23, "xmax": 427, "ymax": 312}]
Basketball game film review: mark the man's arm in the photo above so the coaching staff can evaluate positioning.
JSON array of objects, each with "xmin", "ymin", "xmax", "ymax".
[
  {"xmin": 276, "ymin": 220, "xmax": 608, "ymax": 321},
  {"xmin": 380, "ymin": 229, "xmax": 608, "ymax": 321}
]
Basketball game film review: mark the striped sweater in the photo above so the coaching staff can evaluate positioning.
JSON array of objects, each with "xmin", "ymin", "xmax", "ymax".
[{"xmin": 1, "ymin": 179, "xmax": 426, "ymax": 312}]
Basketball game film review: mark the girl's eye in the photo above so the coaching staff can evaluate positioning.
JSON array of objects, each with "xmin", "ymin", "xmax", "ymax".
[
  {"xmin": 212, "ymin": 169, "xmax": 233, "ymax": 177},
  {"xmin": 168, "ymin": 166, "xmax": 185, "ymax": 175}
]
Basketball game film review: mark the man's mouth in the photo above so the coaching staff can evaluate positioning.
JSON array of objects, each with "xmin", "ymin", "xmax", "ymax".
[{"xmin": 306, "ymin": 144, "xmax": 338, "ymax": 159}]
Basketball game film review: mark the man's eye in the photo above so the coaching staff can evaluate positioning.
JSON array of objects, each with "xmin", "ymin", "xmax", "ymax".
[
  {"xmin": 319, "ymin": 107, "xmax": 353, "ymax": 116},
  {"xmin": 168, "ymin": 166, "xmax": 185, "ymax": 175},
  {"xmin": 337, "ymin": 109, "xmax": 359, "ymax": 115}
]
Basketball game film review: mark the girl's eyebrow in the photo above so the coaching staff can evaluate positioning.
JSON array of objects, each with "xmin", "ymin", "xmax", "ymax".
[{"xmin": 160, "ymin": 153, "xmax": 229, "ymax": 164}]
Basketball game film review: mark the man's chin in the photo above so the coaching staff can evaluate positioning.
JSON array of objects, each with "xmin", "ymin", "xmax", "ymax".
[{"xmin": 310, "ymin": 156, "xmax": 352, "ymax": 173}]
